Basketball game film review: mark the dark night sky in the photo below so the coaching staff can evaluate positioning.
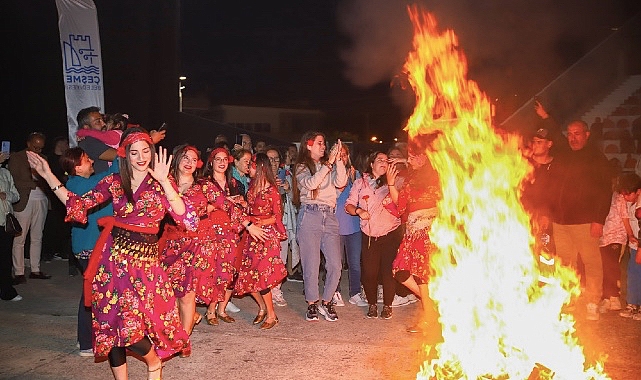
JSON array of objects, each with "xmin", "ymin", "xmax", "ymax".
[
  {"xmin": 179, "ymin": 0, "xmax": 641, "ymax": 140},
  {"xmin": 2, "ymin": 0, "xmax": 640, "ymax": 150}
]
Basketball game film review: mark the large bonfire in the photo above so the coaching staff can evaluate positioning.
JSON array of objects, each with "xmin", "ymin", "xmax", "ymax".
[{"xmin": 401, "ymin": 5, "xmax": 608, "ymax": 380}]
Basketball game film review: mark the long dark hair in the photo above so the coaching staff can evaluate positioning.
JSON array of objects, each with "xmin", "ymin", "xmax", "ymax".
[
  {"xmin": 292, "ymin": 131, "xmax": 327, "ymax": 207},
  {"xmin": 249, "ymin": 153, "xmax": 277, "ymax": 196},
  {"xmin": 205, "ymin": 147, "xmax": 242, "ymax": 196},
  {"xmin": 170, "ymin": 144, "xmax": 201, "ymax": 181},
  {"xmin": 118, "ymin": 127, "xmax": 155, "ymax": 203}
]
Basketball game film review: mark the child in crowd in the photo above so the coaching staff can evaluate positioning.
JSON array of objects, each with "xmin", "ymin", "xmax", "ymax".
[
  {"xmin": 599, "ymin": 174, "xmax": 639, "ymax": 313},
  {"xmin": 619, "ymin": 173, "xmax": 641, "ymax": 319}
]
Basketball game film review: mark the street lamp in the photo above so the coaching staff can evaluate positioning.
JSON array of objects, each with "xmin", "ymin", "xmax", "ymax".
[{"xmin": 179, "ymin": 76, "xmax": 187, "ymax": 112}]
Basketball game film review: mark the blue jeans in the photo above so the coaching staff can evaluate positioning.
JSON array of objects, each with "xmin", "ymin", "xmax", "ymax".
[
  {"xmin": 341, "ymin": 231, "xmax": 362, "ymax": 297},
  {"xmin": 297, "ymin": 206, "xmax": 342, "ymax": 303},
  {"xmin": 627, "ymin": 249, "xmax": 641, "ymax": 305}
]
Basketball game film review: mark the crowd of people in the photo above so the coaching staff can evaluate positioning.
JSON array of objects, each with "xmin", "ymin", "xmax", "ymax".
[
  {"xmin": 0, "ymin": 106, "xmax": 438, "ymax": 380},
  {"xmin": 522, "ymin": 100, "xmax": 641, "ymax": 322},
  {"xmin": 3, "ymin": 100, "xmax": 640, "ymax": 379}
]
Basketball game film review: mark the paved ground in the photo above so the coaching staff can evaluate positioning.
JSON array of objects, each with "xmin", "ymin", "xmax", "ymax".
[{"xmin": 1, "ymin": 259, "xmax": 640, "ymax": 380}]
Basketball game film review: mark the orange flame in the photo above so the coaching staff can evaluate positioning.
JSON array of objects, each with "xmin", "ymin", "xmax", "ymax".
[{"xmin": 402, "ymin": 5, "xmax": 608, "ymax": 379}]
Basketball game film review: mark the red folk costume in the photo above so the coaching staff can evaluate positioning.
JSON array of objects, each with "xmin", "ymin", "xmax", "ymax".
[
  {"xmin": 388, "ymin": 170, "xmax": 441, "ymax": 283},
  {"xmin": 235, "ymin": 184, "xmax": 288, "ymax": 294},
  {"xmin": 66, "ymin": 173, "xmax": 199, "ymax": 359},
  {"xmin": 160, "ymin": 178, "xmax": 215, "ymax": 303},
  {"xmin": 208, "ymin": 179, "xmax": 246, "ymax": 303}
]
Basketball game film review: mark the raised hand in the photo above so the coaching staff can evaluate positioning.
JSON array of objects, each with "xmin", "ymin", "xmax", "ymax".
[
  {"xmin": 26, "ymin": 151, "xmax": 52, "ymax": 177},
  {"xmin": 148, "ymin": 146, "xmax": 173, "ymax": 183},
  {"xmin": 386, "ymin": 163, "xmax": 398, "ymax": 185}
]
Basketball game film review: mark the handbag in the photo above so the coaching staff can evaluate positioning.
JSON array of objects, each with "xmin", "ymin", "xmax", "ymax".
[
  {"xmin": 5, "ymin": 212, "xmax": 22, "ymax": 236},
  {"xmin": 1, "ymin": 200, "xmax": 22, "ymax": 236}
]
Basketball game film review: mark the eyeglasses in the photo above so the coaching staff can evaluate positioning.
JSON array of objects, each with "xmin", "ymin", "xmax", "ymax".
[
  {"xmin": 374, "ymin": 158, "xmax": 387, "ymax": 163},
  {"xmin": 268, "ymin": 157, "xmax": 280, "ymax": 162},
  {"xmin": 213, "ymin": 157, "xmax": 228, "ymax": 163}
]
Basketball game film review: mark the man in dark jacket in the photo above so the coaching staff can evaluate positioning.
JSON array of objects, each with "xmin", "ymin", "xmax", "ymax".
[{"xmin": 548, "ymin": 120, "xmax": 613, "ymax": 321}]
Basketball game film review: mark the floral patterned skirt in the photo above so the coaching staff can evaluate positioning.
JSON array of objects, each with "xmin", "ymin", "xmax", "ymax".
[
  {"xmin": 91, "ymin": 230, "xmax": 189, "ymax": 359},
  {"xmin": 392, "ymin": 208, "xmax": 438, "ymax": 284},
  {"xmin": 208, "ymin": 224, "xmax": 240, "ymax": 303},
  {"xmin": 235, "ymin": 225, "xmax": 287, "ymax": 295}
]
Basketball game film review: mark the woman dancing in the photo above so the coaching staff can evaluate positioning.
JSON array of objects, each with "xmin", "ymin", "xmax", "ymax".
[
  {"xmin": 235, "ymin": 153, "xmax": 288, "ymax": 329},
  {"xmin": 204, "ymin": 147, "xmax": 265, "ymax": 325},
  {"xmin": 159, "ymin": 145, "xmax": 209, "ymax": 345},
  {"xmin": 386, "ymin": 139, "xmax": 441, "ymax": 333},
  {"xmin": 27, "ymin": 128, "xmax": 198, "ymax": 380}
]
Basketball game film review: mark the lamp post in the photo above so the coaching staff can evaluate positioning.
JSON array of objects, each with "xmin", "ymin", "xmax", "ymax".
[{"xmin": 179, "ymin": 76, "xmax": 187, "ymax": 112}]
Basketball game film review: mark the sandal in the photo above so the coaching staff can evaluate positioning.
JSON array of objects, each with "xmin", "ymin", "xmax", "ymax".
[
  {"xmin": 253, "ymin": 309, "xmax": 267, "ymax": 325},
  {"xmin": 205, "ymin": 311, "xmax": 218, "ymax": 326},
  {"xmin": 260, "ymin": 316, "xmax": 279, "ymax": 330},
  {"xmin": 148, "ymin": 364, "xmax": 162, "ymax": 380},
  {"xmin": 194, "ymin": 312, "xmax": 203, "ymax": 325},
  {"xmin": 217, "ymin": 312, "xmax": 236, "ymax": 323}
]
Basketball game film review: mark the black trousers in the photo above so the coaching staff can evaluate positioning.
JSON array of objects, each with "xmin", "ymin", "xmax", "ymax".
[{"xmin": 361, "ymin": 227, "xmax": 402, "ymax": 306}]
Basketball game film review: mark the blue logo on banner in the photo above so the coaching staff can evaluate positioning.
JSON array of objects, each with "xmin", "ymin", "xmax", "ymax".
[{"xmin": 62, "ymin": 34, "xmax": 101, "ymax": 89}]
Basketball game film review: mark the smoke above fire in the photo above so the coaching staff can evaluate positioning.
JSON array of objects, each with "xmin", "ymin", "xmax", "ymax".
[{"xmin": 337, "ymin": 0, "xmax": 634, "ymax": 118}]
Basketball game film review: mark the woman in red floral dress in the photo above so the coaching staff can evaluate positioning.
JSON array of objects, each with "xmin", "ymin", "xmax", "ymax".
[
  {"xmin": 159, "ymin": 145, "xmax": 209, "ymax": 342},
  {"xmin": 204, "ymin": 148, "xmax": 265, "ymax": 325},
  {"xmin": 235, "ymin": 153, "xmax": 288, "ymax": 329},
  {"xmin": 27, "ymin": 128, "xmax": 198, "ymax": 380},
  {"xmin": 387, "ymin": 141, "xmax": 441, "ymax": 333}
]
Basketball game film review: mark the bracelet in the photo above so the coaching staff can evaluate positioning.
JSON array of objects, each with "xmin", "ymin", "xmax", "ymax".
[
  {"xmin": 324, "ymin": 162, "xmax": 333, "ymax": 170},
  {"xmin": 51, "ymin": 184, "xmax": 65, "ymax": 191},
  {"xmin": 246, "ymin": 221, "xmax": 253, "ymax": 228},
  {"xmin": 166, "ymin": 194, "xmax": 180, "ymax": 202},
  {"xmin": 354, "ymin": 207, "xmax": 361, "ymax": 216}
]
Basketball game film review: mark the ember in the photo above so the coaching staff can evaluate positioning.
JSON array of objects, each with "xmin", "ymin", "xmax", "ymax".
[{"xmin": 400, "ymin": 5, "xmax": 609, "ymax": 380}]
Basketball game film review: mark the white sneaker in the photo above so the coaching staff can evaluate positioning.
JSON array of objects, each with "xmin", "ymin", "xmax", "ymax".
[
  {"xmin": 348, "ymin": 293, "xmax": 368, "ymax": 307},
  {"xmin": 10, "ymin": 295, "xmax": 23, "ymax": 302},
  {"xmin": 598, "ymin": 298, "xmax": 610, "ymax": 314},
  {"xmin": 609, "ymin": 296, "xmax": 622, "ymax": 311},
  {"xmin": 377, "ymin": 285, "xmax": 383, "ymax": 304},
  {"xmin": 271, "ymin": 288, "xmax": 287, "ymax": 307},
  {"xmin": 406, "ymin": 294, "xmax": 419, "ymax": 304},
  {"xmin": 332, "ymin": 291, "xmax": 345, "ymax": 307},
  {"xmin": 226, "ymin": 301, "xmax": 240, "ymax": 313},
  {"xmin": 391, "ymin": 295, "xmax": 410, "ymax": 308},
  {"xmin": 79, "ymin": 348, "xmax": 93, "ymax": 357},
  {"xmin": 586, "ymin": 303, "xmax": 599, "ymax": 321},
  {"xmin": 619, "ymin": 304, "xmax": 638, "ymax": 318}
]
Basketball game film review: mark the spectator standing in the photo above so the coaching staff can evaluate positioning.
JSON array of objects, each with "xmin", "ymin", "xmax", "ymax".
[
  {"xmin": 42, "ymin": 136, "xmax": 72, "ymax": 264},
  {"xmin": 293, "ymin": 132, "xmax": 347, "ymax": 322},
  {"xmin": 598, "ymin": 174, "xmax": 640, "ymax": 313},
  {"xmin": 548, "ymin": 120, "xmax": 613, "ymax": 321},
  {"xmin": 75, "ymin": 107, "xmax": 117, "ymax": 173},
  {"xmin": 0, "ymin": 152, "xmax": 21, "ymax": 301},
  {"xmin": 336, "ymin": 144, "xmax": 366, "ymax": 307},
  {"xmin": 619, "ymin": 182, "xmax": 641, "ymax": 320},
  {"xmin": 9, "ymin": 132, "xmax": 51, "ymax": 282},
  {"xmin": 345, "ymin": 151, "xmax": 403, "ymax": 319},
  {"xmin": 61, "ymin": 147, "xmax": 112, "ymax": 357}
]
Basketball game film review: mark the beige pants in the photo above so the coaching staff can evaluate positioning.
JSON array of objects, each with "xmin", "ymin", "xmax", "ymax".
[
  {"xmin": 12, "ymin": 197, "xmax": 48, "ymax": 275},
  {"xmin": 553, "ymin": 223, "xmax": 603, "ymax": 304}
]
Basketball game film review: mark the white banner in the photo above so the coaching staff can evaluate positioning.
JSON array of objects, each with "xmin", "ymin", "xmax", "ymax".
[{"xmin": 56, "ymin": 0, "xmax": 104, "ymax": 147}]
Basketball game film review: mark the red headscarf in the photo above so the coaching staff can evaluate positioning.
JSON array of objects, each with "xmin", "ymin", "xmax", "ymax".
[
  {"xmin": 209, "ymin": 147, "xmax": 234, "ymax": 164},
  {"xmin": 116, "ymin": 132, "xmax": 153, "ymax": 158}
]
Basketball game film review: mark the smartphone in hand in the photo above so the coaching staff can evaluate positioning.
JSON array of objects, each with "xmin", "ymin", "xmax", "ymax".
[{"xmin": 1, "ymin": 141, "xmax": 9, "ymax": 154}]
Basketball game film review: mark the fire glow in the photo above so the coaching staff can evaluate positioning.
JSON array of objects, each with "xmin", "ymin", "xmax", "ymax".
[{"xmin": 401, "ymin": 5, "xmax": 608, "ymax": 380}]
